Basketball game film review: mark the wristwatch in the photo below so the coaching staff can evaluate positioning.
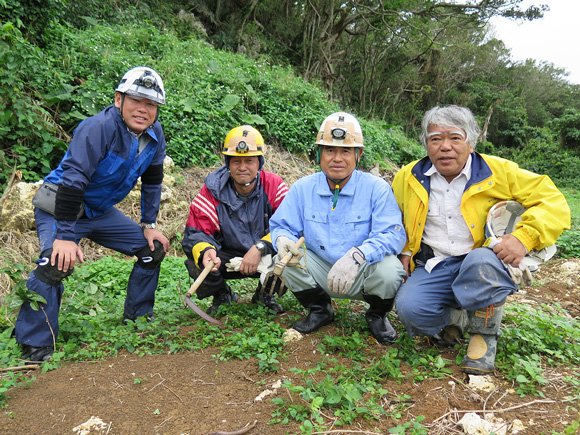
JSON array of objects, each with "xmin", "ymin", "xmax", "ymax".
[
  {"xmin": 255, "ymin": 240, "xmax": 267, "ymax": 255},
  {"xmin": 142, "ymin": 222, "xmax": 156, "ymax": 230}
]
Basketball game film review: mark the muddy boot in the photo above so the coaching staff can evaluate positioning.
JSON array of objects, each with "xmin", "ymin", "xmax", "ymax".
[
  {"xmin": 363, "ymin": 293, "xmax": 397, "ymax": 344},
  {"xmin": 460, "ymin": 300, "xmax": 506, "ymax": 375},
  {"xmin": 251, "ymin": 283, "xmax": 284, "ymax": 314},
  {"xmin": 207, "ymin": 285, "xmax": 239, "ymax": 315},
  {"xmin": 292, "ymin": 286, "xmax": 334, "ymax": 334},
  {"xmin": 431, "ymin": 308, "xmax": 467, "ymax": 347}
]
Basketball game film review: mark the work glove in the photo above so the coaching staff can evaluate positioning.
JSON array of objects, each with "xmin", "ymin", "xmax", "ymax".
[
  {"xmin": 276, "ymin": 236, "xmax": 303, "ymax": 266},
  {"xmin": 484, "ymin": 236, "xmax": 533, "ymax": 288},
  {"xmin": 327, "ymin": 247, "xmax": 366, "ymax": 295},
  {"xmin": 225, "ymin": 255, "xmax": 273, "ymax": 274}
]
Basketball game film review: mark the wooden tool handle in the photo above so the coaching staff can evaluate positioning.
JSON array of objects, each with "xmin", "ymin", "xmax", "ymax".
[
  {"xmin": 274, "ymin": 236, "xmax": 305, "ymax": 275},
  {"xmin": 186, "ymin": 260, "xmax": 215, "ymax": 297}
]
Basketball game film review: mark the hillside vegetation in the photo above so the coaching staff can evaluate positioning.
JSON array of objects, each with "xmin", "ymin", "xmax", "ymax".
[{"xmin": 2, "ymin": 0, "xmax": 580, "ymax": 189}]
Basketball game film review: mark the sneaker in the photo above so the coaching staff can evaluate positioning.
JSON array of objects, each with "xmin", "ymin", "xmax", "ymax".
[
  {"xmin": 207, "ymin": 286, "xmax": 239, "ymax": 315},
  {"xmin": 21, "ymin": 345, "xmax": 53, "ymax": 363}
]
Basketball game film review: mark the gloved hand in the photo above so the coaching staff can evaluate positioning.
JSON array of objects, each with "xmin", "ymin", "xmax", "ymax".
[
  {"xmin": 327, "ymin": 247, "xmax": 366, "ymax": 295},
  {"xmin": 276, "ymin": 236, "xmax": 303, "ymax": 266},
  {"xmin": 225, "ymin": 255, "xmax": 273, "ymax": 274}
]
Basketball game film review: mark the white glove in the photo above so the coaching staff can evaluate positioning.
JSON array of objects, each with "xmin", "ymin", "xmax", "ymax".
[
  {"xmin": 327, "ymin": 247, "xmax": 366, "ymax": 295},
  {"xmin": 276, "ymin": 236, "xmax": 303, "ymax": 266},
  {"xmin": 225, "ymin": 255, "xmax": 273, "ymax": 274},
  {"xmin": 484, "ymin": 236, "xmax": 532, "ymax": 288},
  {"xmin": 506, "ymin": 263, "xmax": 533, "ymax": 288}
]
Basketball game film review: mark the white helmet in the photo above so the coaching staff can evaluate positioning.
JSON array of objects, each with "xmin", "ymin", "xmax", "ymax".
[
  {"xmin": 315, "ymin": 112, "xmax": 364, "ymax": 148},
  {"xmin": 116, "ymin": 66, "xmax": 165, "ymax": 105},
  {"xmin": 485, "ymin": 200, "xmax": 557, "ymax": 272}
]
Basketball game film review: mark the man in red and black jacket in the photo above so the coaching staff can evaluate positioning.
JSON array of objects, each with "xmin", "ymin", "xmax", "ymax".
[{"xmin": 182, "ymin": 126, "xmax": 288, "ymax": 314}]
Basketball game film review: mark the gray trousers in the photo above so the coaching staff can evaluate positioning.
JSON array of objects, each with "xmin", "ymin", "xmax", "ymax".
[{"xmin": 282, "ymin": 249, "xmax": 406, "ymax": 301}]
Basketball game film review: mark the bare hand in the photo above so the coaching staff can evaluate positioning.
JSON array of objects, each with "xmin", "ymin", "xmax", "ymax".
[
  {"xmin": 143, "ymin": 228, "xmax": 170, "ymax": 252},
  {"xmin": 203, "ymin": 249, "xmax": 221, "ymax": 271},
  {"xmin": 240, "ymin": 246, "xmax": 262, "ymax": 275},
  {"xmin": 492, "ymin": 234, "xmax": 527, "ymax": 267},
  {"xmin": 51, "ymin": 239, "xmax": 84, "ymax": 272},
  {"xmin": 399, "ymin": 254, "xmax": 411, "ymax": 279}
]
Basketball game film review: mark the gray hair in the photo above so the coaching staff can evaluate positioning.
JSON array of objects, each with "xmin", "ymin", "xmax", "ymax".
[{"xmin": 420, "ymin": 105, "xmax": 481, "ymax": 149}]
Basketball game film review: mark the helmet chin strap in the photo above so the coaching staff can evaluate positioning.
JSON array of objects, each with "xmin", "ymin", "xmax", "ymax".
[{"xmin": 228, "ymin": 169, "xmax": 259, "ymax": 187}]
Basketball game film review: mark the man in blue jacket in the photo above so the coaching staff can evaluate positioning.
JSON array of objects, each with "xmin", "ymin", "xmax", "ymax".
[
  {"xmin": 269, "ymin": 112, "xmax": 407, "ymax": 344},
  {"xmin": 16, "ymin": 66, "xmax": 170, "ymax": 363}
]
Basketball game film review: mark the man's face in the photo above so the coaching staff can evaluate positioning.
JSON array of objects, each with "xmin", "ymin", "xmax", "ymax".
[
  {"xmin": 228, "ymin": 156, "xmax": 260, "ymax": 186},
  {"xmin": 114, "ymin": 92, "xmax": 158, "ymax": 134},
  {"xmin": 319, "ymin": 145, "xmax": 361, "ymax": 184},
  {"xmin": 426, "ymin": 124, "xmax": 473, "ymax": 182}
]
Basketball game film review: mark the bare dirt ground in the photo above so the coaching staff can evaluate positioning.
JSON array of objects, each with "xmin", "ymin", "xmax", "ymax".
[{"xmin": 0, "ymin": 156, "xmax": 579, "ymax": 435}]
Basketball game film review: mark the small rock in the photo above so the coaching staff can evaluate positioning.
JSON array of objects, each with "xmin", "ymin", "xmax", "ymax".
[
  {"xmin": 468, "ymin": 374, "xmax": 496, "ymax": 393},
  {"xmin": 282, "ymin": 328, "xmax": 303, "ymax": 342}
]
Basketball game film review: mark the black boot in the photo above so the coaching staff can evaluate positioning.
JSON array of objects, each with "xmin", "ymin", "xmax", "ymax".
[
  {"xmin": 292, "ymin": 286, "xmax": 334, "ymax": 334},
  {"xmin": 207, "ymin": 285, "xmax": 239, "ymax": 315},
  {"xmin": 460, "ymin": 299, "xmax": 506, "ymax": 375},
  {"xmin": 21, "ymin": 344, "xmax": 53, "ymax": 363},
  {"xmin": 251, "ymin": 283, "xmax": 284, "ymax": 313},
  {"xmin": 363, "ymin": 293, "xmax": 397, "ymax": 344}
]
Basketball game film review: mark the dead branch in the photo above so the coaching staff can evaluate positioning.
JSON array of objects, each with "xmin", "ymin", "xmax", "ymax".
[
  {"xmin": 432, "ymin": 398, "xmax": 557, "ymax": 423},
  {"xmin": 205, "ymin": 419, "xmax": 258, "ymax": 435},
  {"xmin": 0, "ymin": 364, "xmax": 41, "ymax": 372}
]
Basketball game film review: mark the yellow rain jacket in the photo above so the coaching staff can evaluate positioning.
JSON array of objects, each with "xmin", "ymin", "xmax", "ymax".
[{"xmin": 392, "ymin": 152, "xmax": 570, "ymax": 271}]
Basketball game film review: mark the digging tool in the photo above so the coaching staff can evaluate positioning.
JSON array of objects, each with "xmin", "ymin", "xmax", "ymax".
[
  {"xmin": 181, "ymin": 260, "xmax": 222, "ymax": 325},
  {"xmin": 260, "ymin": 236, "xmax": 305, "ymax": 297}
]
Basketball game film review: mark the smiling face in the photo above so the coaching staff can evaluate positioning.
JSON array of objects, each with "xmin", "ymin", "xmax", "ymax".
[
  {"xmin": 426, "ymin": 124, "xmax": 473, "ymax": 182},
  {"xmin": 114, "ymin": 92, "xmax": 158, "ymax": 134},
  {"xmin": 319, "ymin": 145, "xmax": 362, "ymax": 188}
]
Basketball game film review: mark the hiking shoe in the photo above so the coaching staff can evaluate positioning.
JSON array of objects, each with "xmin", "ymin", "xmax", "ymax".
[{"xmin": 21, "ymin": 345, "xmax": 53, "ymax": 363}]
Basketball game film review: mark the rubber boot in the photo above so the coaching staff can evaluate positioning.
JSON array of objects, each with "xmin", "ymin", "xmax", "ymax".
[
  {"xmin": 207, "ymin": 285, "xmax": 239, "ymax": 315},
  {"xmin": 292, "ymin": 286, "xmax": 335, "ymax": 334},
  {"xmin": 251, "ymin": 282, "xmax": 284, "ymax": 314},
  {"xmin": 363, "ymin": 293, "xmax": 397, "ymax": 344},
  {"xmin": 460, "ymin": 300, "xmax": 506, "ymax": 375},
  {"xmin": 431, "ymin": 308, "xmax": 468, "ymax": 347},
  {"xmin": 21, "ymin": 344, "xmax": 53, "ymax": 364}
]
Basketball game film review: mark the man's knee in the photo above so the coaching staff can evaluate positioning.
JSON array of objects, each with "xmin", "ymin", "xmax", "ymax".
[
  {"xmin": 136, "ymin": 241, "xmax": 166, "ymax": 270},
  {"xmin": 33, "ymin": 249, "xmax": 73, "ymax": 286}
]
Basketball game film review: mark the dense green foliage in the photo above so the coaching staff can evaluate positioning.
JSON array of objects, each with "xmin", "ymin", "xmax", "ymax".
[{"xmin": 2, "ymin": 0, "xmax": 580, "ymax": 189}]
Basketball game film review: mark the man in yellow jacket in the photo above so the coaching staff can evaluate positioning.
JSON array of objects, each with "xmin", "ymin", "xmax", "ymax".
[{"xmin": 392, "ymin": 104, "xmax": 570, "ymax": 375}]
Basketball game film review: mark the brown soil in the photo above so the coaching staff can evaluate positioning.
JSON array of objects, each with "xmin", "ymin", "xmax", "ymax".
[{"xmin": 1, "ymin": 157, "xmax": 579, "ymax": 435}]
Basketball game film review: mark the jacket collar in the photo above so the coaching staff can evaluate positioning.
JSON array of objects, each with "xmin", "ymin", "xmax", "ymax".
[{"xmin": 411, "ymin": 152, "xmax": 492, "ymax": 192}]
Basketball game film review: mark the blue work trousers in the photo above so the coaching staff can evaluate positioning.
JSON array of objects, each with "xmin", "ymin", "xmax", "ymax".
[
  {"xmin": 15, "ymin": 207, "xmax": 159, "ymax": 347},
  {"xmin": 395, "ymin": 247, "xmax": 516, "ymax": 337}
]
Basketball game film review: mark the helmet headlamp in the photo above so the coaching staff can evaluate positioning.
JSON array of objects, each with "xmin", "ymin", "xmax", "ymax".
[
  {"xmin": 236, "ymin": 141, "xmax": 249, "ymax": 153},
  {"xmin": 331, "ymin": 128, "xmax": 347, "ymax": 140}
]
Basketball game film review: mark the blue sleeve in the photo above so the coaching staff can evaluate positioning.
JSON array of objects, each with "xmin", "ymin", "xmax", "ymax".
[{"xmin": 358, "ymin": 180, "xmax": 406, "ymax": 264}]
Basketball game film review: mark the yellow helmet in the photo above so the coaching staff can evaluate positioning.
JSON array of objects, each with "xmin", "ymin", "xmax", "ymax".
[
  {"xmin": 315, "ymin": 112, "xmax": 364, "ymax": 148},
  {"xmin": 222, "ymin": 125, "xmax": 265, "ymax": 156}
]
